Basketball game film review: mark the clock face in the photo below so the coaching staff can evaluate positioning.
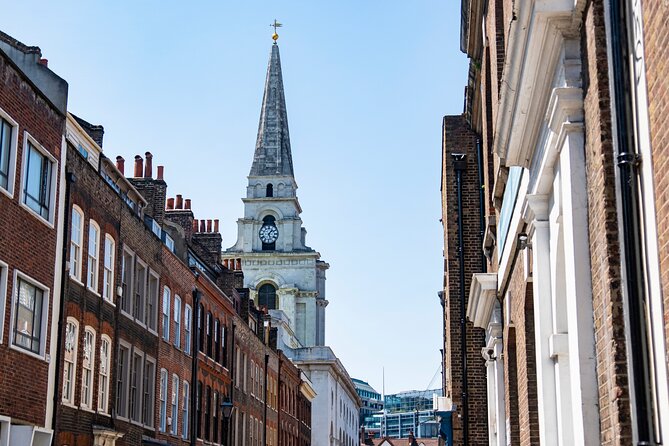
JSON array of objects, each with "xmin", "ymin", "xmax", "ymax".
[{"xmin": 259, "ymin": 224, "xmax": 279, "ymax": 244}]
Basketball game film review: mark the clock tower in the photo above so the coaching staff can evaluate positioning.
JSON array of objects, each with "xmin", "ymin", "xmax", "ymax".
[{"xmin": 223, "ymin": 41, "xmax": 328, "ymax": 350}]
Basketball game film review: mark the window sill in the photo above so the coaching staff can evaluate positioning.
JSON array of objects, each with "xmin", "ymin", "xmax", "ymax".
[
  {"xmin": 9, "ymin": 343, "xmax": 46, "ymax": 362},
  {"xmin": 102, "ymin": 298, "xmax": 116, "ymax": 308},
  {"xmin": 19, "ymin": 201, "xmax": 55, "ymax": 229},
  {"xmin": 96, "ymin": 409, "xmax": 111, "ymax": 417},
  {"xmin": 69, "ymin": 277, "xmax": 84, "ymax": 287},
  {"xmin": 79, "ymin": 405, "xmax": 95, "ymax": 414},
  {"xmin": 0, "ymin": 185, "xmax": 14, "ymax": 200},
  {"xmin": 86, "ymin": 287, "xmax": 101, "ymax": 297},
  {"xmin": 61, "ymin": 401, "xmax": 78, "ymax": 409}
]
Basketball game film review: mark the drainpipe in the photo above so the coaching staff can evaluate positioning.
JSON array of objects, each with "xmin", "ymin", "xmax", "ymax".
[
  {"xmin": 191, "ymin": 287, "xmax": 201, "ymax": 446},
  {"xmin": 51, "ymin": 171, "xmax": 75, "ymax": 430},
  {"xmin": 608, "ymin": 2, "xmax": 657, "ymax": 445},
  {"xmin": 228, "ymin": 323, "xmax": 236, "ymax": 445},
  {"xmin": 452, "ymin": 153, "xmax": 469, "ymax": 445},
  {"xmin": 263, "ymin": 353, "xmax": 269, "ymax": 446}
]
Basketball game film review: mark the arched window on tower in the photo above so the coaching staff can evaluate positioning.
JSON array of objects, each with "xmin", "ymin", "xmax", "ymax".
[
  {"xmin": 266, "ymin": 184, "xmax": 274, "ymax": 197},
  {"xmin": 258, "ymin": 284, "xmax": 277, "ymax": 310}
]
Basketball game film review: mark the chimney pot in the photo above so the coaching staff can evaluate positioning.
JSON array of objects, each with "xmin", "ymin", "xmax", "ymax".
[
  {"xmin": 133, "ymin": 155, "xmax": 143, "ymax": 178},
  {"xmin": 116, "ymin": 156, "xmax": 125, "ymax": 175},
  {"xmin": 185, "ymin": 199, "xmax": 191, "ymax": 210},
  {"xmin": 144, "ymin": 152, "xmax": 153, "ymax": 178},
  {"xmin": 200, "ymin": 220, "xmax": 206, "ymax": 232},
  {"xmin": 157, "ymin": 165, "xmax": 164, "ymax": 180},
  {"xmin": 206, "ymin": 220, "xmax": 212, "ymax": 233},
  {"xmin": 176, "ymin": 194, "xmax": 183, "ymax": 209},
  {"xmin": 192, "ymin": 219, "xmax": 199, "ymax": 233},
  {"xmin": 214, "ymin": 219, "xmax": 219, "ymax": 233},
  {"xmin": 38, "ymin": 58, "xmax": 48, "ymax": 67},
  {"xmin": 166, "ymin": 198, "xmax": 175, "ymax": 210}
]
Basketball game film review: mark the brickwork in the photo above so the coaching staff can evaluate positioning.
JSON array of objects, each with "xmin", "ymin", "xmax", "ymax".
[
  {"xmin": 642, "ymin": 0, "xmax": 669, "ymax": 377},
  {"xmin": 0, "ymin": 45, "xmax": 65, "ymax": 428},
  {"xmin": 441, "ymin": 115, "xmax": 488, "ymax": 445},
  {"xmin": 581, "ymin": 2, "xmax": 632, "ymax": 444}
]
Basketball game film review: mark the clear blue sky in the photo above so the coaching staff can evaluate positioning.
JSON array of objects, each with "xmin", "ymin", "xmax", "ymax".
[{"xmin": 2, "ymin": 1, "xmax": 467, "ymax": 395}]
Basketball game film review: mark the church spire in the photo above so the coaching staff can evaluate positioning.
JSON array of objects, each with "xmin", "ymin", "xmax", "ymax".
[{"xmin": 250, "ymin": 43, "xmax": 294, "ymax": 177}]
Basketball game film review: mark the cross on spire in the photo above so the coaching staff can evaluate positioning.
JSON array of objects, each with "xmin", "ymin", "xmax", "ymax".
[{"xmin": 270, "ymin": 19, "xmax": 282, "ymax": 42}]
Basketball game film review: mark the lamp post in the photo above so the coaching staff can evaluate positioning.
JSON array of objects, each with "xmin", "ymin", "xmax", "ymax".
[{"xmin": 221, "ymin": 398, "xmax": 234, "ymax": 445}]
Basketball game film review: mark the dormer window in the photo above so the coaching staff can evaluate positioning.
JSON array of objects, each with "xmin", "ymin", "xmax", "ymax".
[{"xmin": 266, "ymin": 184, "xmax": 274, "ymax": 197}]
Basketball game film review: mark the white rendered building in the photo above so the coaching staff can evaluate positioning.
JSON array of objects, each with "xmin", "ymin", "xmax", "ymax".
[{"xmin": 222, "ymin": 39, "xmax": 360, "ymax": 445}]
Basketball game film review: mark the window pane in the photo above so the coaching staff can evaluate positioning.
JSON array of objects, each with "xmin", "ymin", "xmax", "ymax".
[
  {"xmin": 13, "ymin": 278, "xmax": 43, "ymax": 354},
  {"xmin": 0, "ymin": 119, "xmax": 12, "ymax": 190},
  {"xmin": 24, "ymin": 143, "xmax": 52, "ymax": 219}
]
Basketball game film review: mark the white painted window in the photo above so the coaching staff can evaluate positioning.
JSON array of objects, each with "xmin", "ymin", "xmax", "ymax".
[
  {"xmin": 116, "ymin": 343, "xmax": 130, "ymax": 418},
  {"xmin": 120, "ymin": 248, "xmax": 134, "ymax": 314},
  {"xmin": 184, "ymin": 304, "xmax": 192, "ymax": 355},
  {"xmin": 0, "ymin": 108, "xmax": 18, "ymax": 197},
  {"xmin": 146, "ymin": 271, "xmax": 159, "ymax": 331},
  {"xmin": 159, "ymin": 368, "xmax": 168, "ymax": 432},
  {"xmin": 129, "ymin": 349, "xmax": 143, "ymax": 422},
  {"xmin": 133, "ymin": 259, "xmax": 147, "ymax": 323},
  {"xmin": 171, "ymin": 374, "xmax": 179, "ymax": 435},
  {"xmin": 70, "ymin": 206, "xmax": 84, "ymax": 281},
  {"xmin": 162, "ymin": 287, "xmax": 170, "ymax": 341},
  {"xmin": 174, "ymin": 296, "xmax": 181, "ymax": 349},
  {"xmin": 143, "ymin": 356, "xmax": 156, "ymax": 427},
  {"xmin": 98, "ymin": 335, "xmax": 111, "ymax": 413},
  {"xmin": 0, "ymin": 260, "xmax": 8, "ymax": 345},
  {"xmin": 102, "ymin": 235, "xmax": 115, "ymax": 302},
  {"xmin": 62, "ymin": 318, "xmax": 79, "ymax": 404},
  {"xmin": 87, "ymin": 220, "xmax": 100, "ymax": 292},
  {"xmin": 80, "ymin": 327, "xmax": 96, "ymax": 409},
  {"xmin": 20, "ymin": 133, "xmax": 56, "ymax": 223},
  {"xmin": 11, "ymin": 272, "xmax": 48, "ymax": 356},
  {"xmin": 182, "ymin": 380, "xmax": 190, "ymax": 439}
]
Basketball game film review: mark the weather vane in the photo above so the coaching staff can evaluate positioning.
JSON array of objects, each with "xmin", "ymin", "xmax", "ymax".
[{"xmin": 270, "ymin": 19, "xmax": 282, "ymax": 43}]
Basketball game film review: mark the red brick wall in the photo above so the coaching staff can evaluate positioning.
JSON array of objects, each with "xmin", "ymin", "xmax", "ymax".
[
  {"xmin": 0, "ymin": 50, "xmax": 64, "ymax": 428},
  {"xmin": 441, "ymin": 115, "xmax": 488, "ymax": 445},
  {"xmin": 642, "ymin": 0, "xmax": 669, "ymax": 379},
  {"xmin": 581, "ymin": 2, "xmax": 632, "ymax": 444}
]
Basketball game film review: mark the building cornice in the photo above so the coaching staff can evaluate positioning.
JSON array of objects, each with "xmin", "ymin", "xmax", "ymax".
[{"xmin": 467, "ymin": 273, "xmax": 498, "ymax": 328}]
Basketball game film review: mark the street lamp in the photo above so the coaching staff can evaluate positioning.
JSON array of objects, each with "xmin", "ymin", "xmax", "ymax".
[{"xmin": 221, "ymin": 398, "xmax": 234, "ymax": 445}]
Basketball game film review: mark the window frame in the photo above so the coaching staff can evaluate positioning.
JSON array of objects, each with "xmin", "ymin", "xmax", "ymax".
[
  {"xmin": 129, "ymin": 347, "xmax": 144, "ymax": 424},
  {"xmin": 0, "ymin": 107, "xmax": 19, "ymax": 198},
  {"xmin": 98, "ymin": 334, "xmax": 112, "ymax": 414},
  {"xmin": 0, "ymin": 260, "xmax": 8, "ymax": 345},
  {"xmin": 9, "ymin": 270, "xmax": 49, "ymax": 358},
  {"xmin": 173, "ymin": 295, "xmax": 181, "ymax": 349},
  {"xmin": 133, "ymin": 257, "xmax": 148, "ymax": 326},
  {"xmin": 143, "ymin": 355, "xmax": 156, "ymax": 428},
  {"xmin": 19, "ymin": 131, "xmax": 57, "ymax": 225},
  {"xmin": 70, "ymin": 205, "xmax": 84, "ymax": 282},
  {"xmin": 62, "ymin": 317, "xmax": 79, "ymax": 405},
  {"xmin": 86, "ymin": 220, "xmax": 101, "ymax": 293},
  {"xmin": 171, "ymin": 374, "xmax": 179, "ymax": 435},
  {"xmin": 159, "ymin": 368, "xmax": 168, "ymax": 432},
  {"xmin": 102, "ymin": 235, "xmax": 115, "ymax": 303},
  {"xmin": 184, "ymin": 304, "xmax": 192, "ymax": 355},
  {"xmin": 115, "ymin": 340, "xmax": 131, "ymax": 419},
  {"xmin": 146, "ymin": 270, "xmax": 159, "ymax": 333},
  {"xmin": 162, "ymin": 286, "xmax": 171, "ymax": 342},
  {"xmin": 80, "ymin": 326, "xmax": 96, "ymax": 411},
  {"xmin": 120, "ymin": 247, "xmax": 135, "ymax": 316},
  {"xmin": 182, "ymin": 380, "xmax": 190, "ymax": 440}
]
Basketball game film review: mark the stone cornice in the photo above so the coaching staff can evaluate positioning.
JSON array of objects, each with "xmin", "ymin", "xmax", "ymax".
[{"xmin": 467, "ymin": 273, "xmax": 498, "ymax": 328}]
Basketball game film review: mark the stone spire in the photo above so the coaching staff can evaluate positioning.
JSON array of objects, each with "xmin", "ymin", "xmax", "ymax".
[{"xmin": 250, "ymin": 43, "xmax": 294, "ymax": 177}]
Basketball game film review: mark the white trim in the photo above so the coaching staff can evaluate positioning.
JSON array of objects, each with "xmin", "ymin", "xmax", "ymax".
[
  {"xmin": 102, "ymin": 234, "xmax": 116, "ymax": 303},
  {"xmin": 62, "ymin": 317, "xmax": 79, "ymax": 405},
  {"xmin": 97, "ymin": 334, "xmax": 112, "ymax": 414},
  {"xmin": 467, "ymin": 273, "xmax": 498, "ymax": 328},
  {"xmin": 86, "ymin": 220, "xmax": 101, "ymax": 293},
  {"xmin": 0, "ymin": 106, "xmax": 19, "ymax": 199},
  {"xmin": 70, "ymin": 205, "xmax": 84, "ymax": 281},
  {"xmin": 0, "ymin": 259, "xmax": 8, "ymax": 345},
  {"xmin": 19, "ymin": 131, "xmax": 57, "ymax": 227},
  {"xmin": 80, "ymin": 326, "xmax": 96, "ymax": 410},
  {"xmin": 9, "ymin": 269, "xmax": 50, "ymax": 360}
]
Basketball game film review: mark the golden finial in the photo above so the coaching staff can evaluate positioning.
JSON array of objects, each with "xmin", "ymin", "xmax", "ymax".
[{"xmin": 270, "ymin": 19, "xmax": 282, "ymax": 43}]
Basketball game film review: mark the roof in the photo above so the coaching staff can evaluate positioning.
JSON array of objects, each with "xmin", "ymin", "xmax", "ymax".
[
  {"xmin": 352, "ymin": 378, "xmax": 381, "ymax": 395},
  {"xmin": 250, "ymin": 43, "xmax": 294, "ymax": 177}
]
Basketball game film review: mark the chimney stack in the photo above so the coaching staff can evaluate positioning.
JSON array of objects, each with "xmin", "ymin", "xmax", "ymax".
[
  {"xmin": 176, "ymin": 194, "xmax": 183, "ymax": 209},
  {"xmin": 200, "ymin": 220, "xmax": 206, "ymax": 232},
  {"xmin": 133, "ymin": 155, "xmax": 143, "ymax": 178},
  {"xmin": 38, "ymin": 58, "xmax": 48, "ymax": 67},
  {"xmin": 157, "ymin": 165, "xmax": 164, "ymax": 181},
  {"xmin": 206, "ymin": 220, "xmax": 212, "ymax": 233},
  {"xmin": 116, "ymin": 156, "xmax": 125, "ymax": 175},
  {"xmin": 166, "ymin": 198, "xmax": 175, "ymax": 210},
  {"xmin": 144, "ymin": 152, "xmax": 153, "ymax": 178},
  {"xmin": 214, "ymin": 219, "xmax": 219, "ymax": 233},
  {"xmin": 185, "ymin": 199, "xmax": 191, "ymax": 210},
  {"xmin": 192, "ymin": 219, "xmax": 199, "ymax": 233}
]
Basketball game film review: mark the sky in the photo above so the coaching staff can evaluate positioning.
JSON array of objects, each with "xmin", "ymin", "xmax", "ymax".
[{"xmin": 2, "ymin": 1, "xmax": 468, "ymax": 395}]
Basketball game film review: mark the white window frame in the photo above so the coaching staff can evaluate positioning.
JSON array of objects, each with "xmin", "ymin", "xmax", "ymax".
[
  {"xmin": 102, "ymin": 235, "xmax": 115, "ymax": 303},
  {"xmin": 162, "ymin": 286, "xmax": 171, "ymax": 342},
  {"xmin": 0, "ymin": 260, "xmax": 8, "ymax": 345},
  {"xmin": 143, "ymin": 355, "xmax": 156, "ymax": 428},
  {"xmin": 120, "ymin": 247, "xmax": 134, "ymax": 316},
  {"xmin": 116, "ymin": 340, "xmax": 131, "ymax": 419},
  {"xmin": 98, "ymin": 334, "xmax": 111, "ymax": 414},
  {"xmin": 171, "ymin": 374, "xmax": 179, "ymax": 435},
  {"xmin": 182, "ymin": 380, "xmax": 190, "ymax": 440},
  {"xmin": 0, "ymin": 107, "xmax": 19, "ymax": 199},
  {"xmin": 184, "ymin": 304, "xmax": 192, "ymax": 355},
  {"xmin": 133, "ymin": 258, "xmax": 147, "ymax": 326},
  {"xmin": 159, "ymin": 368, "xmax": 168, "ymax": 432},
  {"xmin": 173, "ymin": 295, "xmax": 181, "ymax": 349},
  {"xmin": 70, "ymin": 205, "xmax": 84, "ymax": 282},
  {"xmin": 19, "ymin": 131, "xmax": 57, "ymax": 226},
  {"xmin": 145, "ymin": 270, "xmax": 159, "ymax": 333},
  {"xmin": 87, "ymin": 220, "xmax": 100, "ymax": 293},
  {"xmin": 129, "ymin": 348, "xmax": 144, "ymax": 424},
  {"xmin": 80, "ymin": 327, "xmax": 96, "ymax": 411},
  {"xmin": 62, "ymin": 317, "xmax": 79, "ymax": 405},
  {"xmin": 9, "ymin": 269, "xmax": 49, "ymax": 359}
]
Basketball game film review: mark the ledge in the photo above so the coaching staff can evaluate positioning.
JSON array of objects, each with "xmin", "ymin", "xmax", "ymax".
[{"xmin": 466, "ymin": 273, "xmax": 498, "ymax": 328}]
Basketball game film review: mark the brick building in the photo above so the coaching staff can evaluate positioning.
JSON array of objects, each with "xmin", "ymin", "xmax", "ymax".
[
  {"xmin": 0, "ymin": 31, "xmax": 68, "ymax": 446},
  {"xmin": 441, "ymin": 1, "xmax": 669, "ymax": 445}
]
